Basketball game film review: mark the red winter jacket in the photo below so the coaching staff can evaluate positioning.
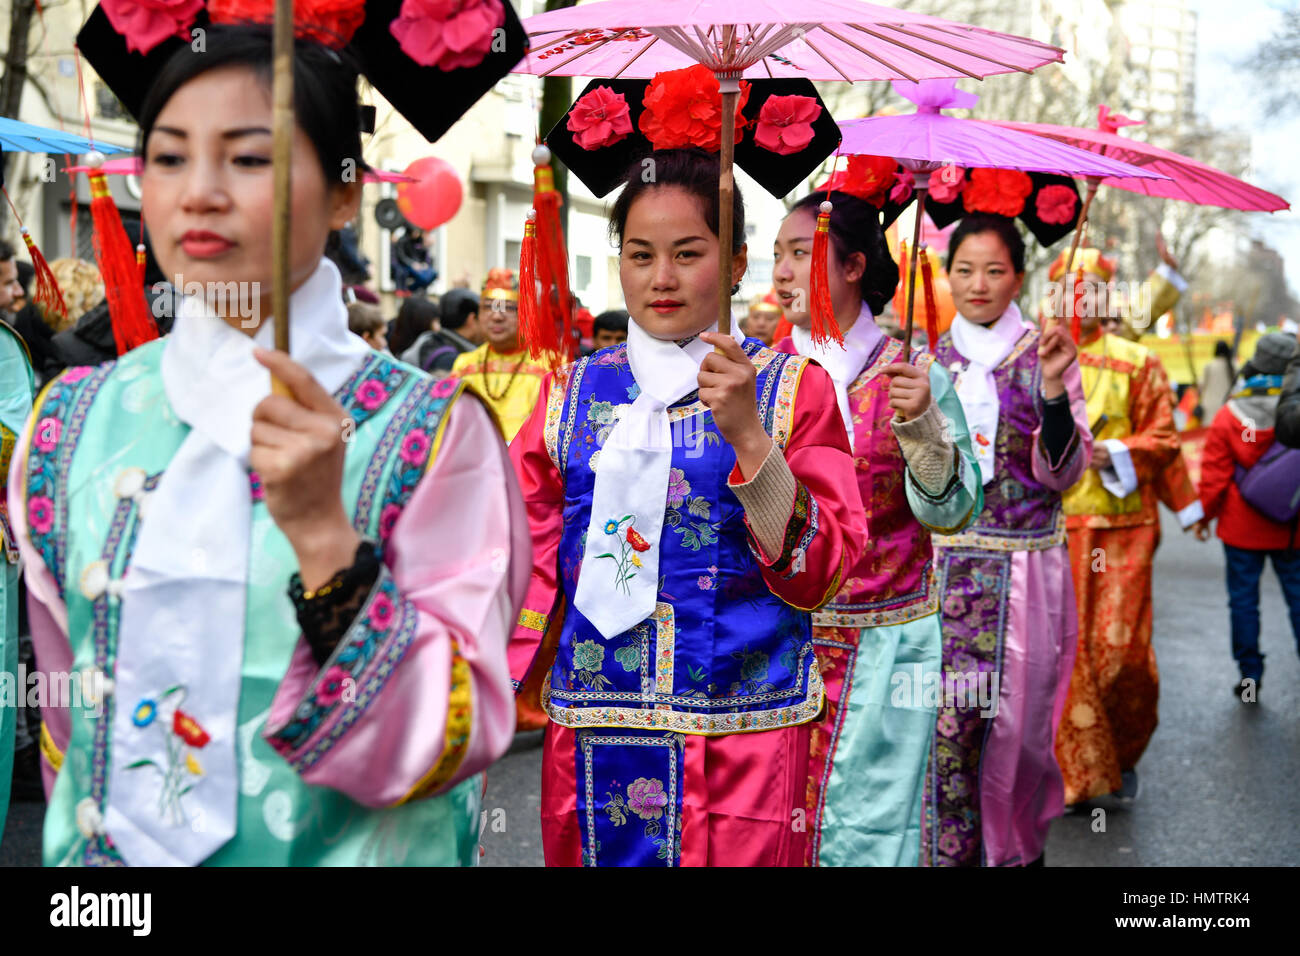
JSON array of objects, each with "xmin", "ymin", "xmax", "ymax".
[{"xmin": 1199, "ymin": 403, "xmax": 1300, "ymax": 550}]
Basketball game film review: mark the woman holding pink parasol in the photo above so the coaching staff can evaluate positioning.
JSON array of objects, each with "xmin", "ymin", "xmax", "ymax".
[
  {"xmin": 769, "ymin": 185, "xmax": 983, "ymax": 866},
  {"xmin": 9, "ymin": 1, "xmax": 531, "ymax": 867},
  {"xmin": 509, "ymin": 77, "xmax": 867, "ymax": 862}
]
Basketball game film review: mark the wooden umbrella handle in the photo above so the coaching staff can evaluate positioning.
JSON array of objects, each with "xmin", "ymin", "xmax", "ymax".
[{"xmin": 270, "ymin": 0, "xmax": 294, "ymax": 394}]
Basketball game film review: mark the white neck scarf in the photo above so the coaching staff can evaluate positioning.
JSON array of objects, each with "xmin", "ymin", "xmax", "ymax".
[
  {"xmin": 572, "ymin": 318, "xmax": 744, "ymax": 639},
  {"xmin": 790, "ymin": 303, "xmax": 883, "ymax": 442},
  {"xmin": 105, "ymin": 258, "xmax": 370, "ymax": 866},
  {"xmin": 948, "ymin": 302, "xmax": 1032, "ymax": 486}
]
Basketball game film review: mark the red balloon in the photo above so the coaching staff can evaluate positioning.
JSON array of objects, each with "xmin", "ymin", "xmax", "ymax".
[{"xmin": 396, "ymin": 156, "xmax": 463, "ymax": 230}]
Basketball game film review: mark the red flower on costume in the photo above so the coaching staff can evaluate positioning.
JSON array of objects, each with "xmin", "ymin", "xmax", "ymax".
[
  {"xmin": 389, "ymin": 0, "xmax": 506, "ymax": 70},
  {"xmin": 1035, "ymin": 184, "xmax": 1079, "ymax": 225},
  {"xmin": 172, "ymin": 709, "xmax": 211, "ymax": 748},
  {"xmin": 890, "ymin": 168, "xmax": 915, "ymax": 204},
  {"xmin": 568, "ymin": 86, "xmax": 634, "ymax": 151},
  {"xmin": 962, "ymin": 168, "xmax": 1033, "ymax": 217},
  {"xmin": 626, "ymin": 527, "xmax": 651, "ymax": 552},
  {"xmin": 928, "ymin": 165, "xmax": 965, "ymax": 204},
  {"xmin": 101, "ymin": 0, "xmax": 204, "ymax": 55},
  {"xmin": 753, "ymin": 95, "xmax": 821, "ymax": 156},
  {"xmin": 209, "ymin": 0, "xmax": 367, "ymax": 46},
  {"xmin": 839, "ymin": 155, "xmax": 898, "ymax": 208},
  {"xmin": 638, "ymin": 65, "xmax": 750, "ymax": 152}
]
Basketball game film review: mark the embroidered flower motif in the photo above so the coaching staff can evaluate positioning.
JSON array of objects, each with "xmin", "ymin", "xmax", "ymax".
[
  {"xmin": 627, "ymin": 777, "xmax": 668, "ymax": 821},
  {"xmin": 638, "ymin": 65, "xmax": 750, "ymax": 152},
  {"xmin": 132, "ymin": 698, "xmax": 157, "ymax": 728},
  {"xmin": 697, "ymin": 575, "xmax": 715, "ymax": 591},
  {"xmin": 568, "ymin": 85, "xmax": 634, "ymax": 150},
  {"xmin": 61, "ymin": 366, "xmax": 93, "ymax": 384},
  {"xmin": 399, "ymin": 429, "xmax": 431, "ymax": 466},
  {"xmin": 430, "ymin": 376, "xmax": 458, "ymax": 399},
  {"xmin": 631, "ymin": 554, "xmax": 643, "ymax": 568},
  {"xmin": 962, "ymin": 168, "xmax": 1033, "ymax": 218},
  {"xmin": 1035, "ymin": 183, "xmax": 1079, "ymax": 225},
  {"xmin": 603, "ymin": 519, "xmax": 619, "ymax": 535},
  {"xmin": 573, "ymin": 640, "xmax": 605, "ymax": 672},
  {"xmin": 588, "ymin": 400, "xmax": 616, "ymax": 426},
  {"xmin": 184, "ymin": 752, "xmax": 204, "ymax": 776},
  {"xmin": 389, "ymin": 0, "xmax": 506, "ymax": 71},
  {"xmin": 738, "ymin": 649, "xmax": 769, "ymax": 682},
  {"xmin": 102, "ymin": 0, "xmax": 204, "ymax": 55},
  {"xmin": 356, "ymin": 379, "xmax": 389, "ymax": 411},
  {"xmin": 27, "ymin": 495, "xmax": 54, "ymax": 535},
  {"xmin": 33, "ymin": 417, "xmax": 62, "ymax": 453},
  {"xmin": 248, "ymin": 470, "xmax": 265, "ymax": 502},
  {"xmin": 929, "ymin": 164, "xmax": 966, "ymax": 204},
  {"xmin": 626, "ymin": 383, "xmax": 641, "ymax": 401},
  {"xmin": 172, "ymin": 709, "xmax": 210, "ymax": 748},
  {"xmin": 666, "ymin": 468, "xmax": 691, "ymax": 509},
  {"xmin": 938, "ymin": 832, "xmax": 963, "ymax": 857},
  {"xmin": 379, "ymin": 502, "xmax": 403, "ymax": 540},
  {"xmin": 753, "ymin": 94, "xmax": 821, "ymax": 155},
  {"xmin": 707, "ymin": 565, "xmax": 719, "ymax": 575},
  {"xmin": 316, "ymin": 665, "xmax": 351, "ymax": 706},
  {"xmin": 936, "ymin": 712, "xmax": 959, "ymax": 737},
  {"xmin": 368, "ymin": 591, "xmax": 397, "ymax": 631},
  {"xmin": 626, "ymin": 526, "xmax": 651, "ymax": 552}
]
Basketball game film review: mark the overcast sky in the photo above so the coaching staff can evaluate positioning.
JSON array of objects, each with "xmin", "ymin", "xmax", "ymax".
[{"xmin": 1192, "ymin": 0, "xmax": 1299, "ymax": 291}]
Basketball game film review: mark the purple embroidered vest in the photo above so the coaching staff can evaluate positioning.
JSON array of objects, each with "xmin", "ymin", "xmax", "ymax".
[{"xmin": 932, "ymin": 329, "xmax": 1065, "ymax": 551}]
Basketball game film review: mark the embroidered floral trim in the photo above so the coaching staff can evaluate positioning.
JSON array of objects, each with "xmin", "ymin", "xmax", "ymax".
[
  {"xmin": 935, "ymin": 513, "xmax": 1067, "ymax": 553},
  {"xmin": 264, "ymin": 567, "xmax": 419, "ymax": 769},
  {"xmin": 814, "ymin": 587, "xmax": 941, "ymax": 628},
  {"xmin": 765, "ymin": 483, "xmax": 813, "ymax": 575}
]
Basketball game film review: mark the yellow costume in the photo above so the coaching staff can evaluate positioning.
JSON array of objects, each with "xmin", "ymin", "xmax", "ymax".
[{"xmin": 450, "ymin": 343, "xmax": 550, "ymax": 443}]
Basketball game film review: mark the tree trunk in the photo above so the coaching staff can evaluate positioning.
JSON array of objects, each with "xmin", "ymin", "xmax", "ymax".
[{"xmin": 1, "ymin": 0, "xmax": 38, "ymax": 186}]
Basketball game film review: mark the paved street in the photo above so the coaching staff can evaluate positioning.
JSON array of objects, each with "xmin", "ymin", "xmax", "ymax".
[{"xmin": 5, "ymin": 509, "xmax": 1297, "ymax": 866}]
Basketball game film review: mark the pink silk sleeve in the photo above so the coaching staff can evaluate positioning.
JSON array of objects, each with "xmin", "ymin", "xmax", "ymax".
[
  {"xmin": 7, "ymin": 412, "xmax": 72, "ymax": 798},
  {"xmin": 731, "ymin": 361, "xmax": 868, "ymax": 612},
  {"xmin": 506, "ymin": 373, "xmax": 565, "ymax": 696},
  {"xmin": 1031, "ymin": 360, "xmax": 1092, "ymax": 491},
  {"xmin": 264, "ymin": 391, "xmax": 530, "ymax": 806}
]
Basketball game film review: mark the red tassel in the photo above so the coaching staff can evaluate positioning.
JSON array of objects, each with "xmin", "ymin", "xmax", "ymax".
[
  {"xmin": 517, "ymin": 212, "xmax": 551, "ymax": 357},
  {"xmin": 919, "ymin": 245, "xmax": 939, "ymax": 351},
  {"xmin": 1070, "ymin": 266, "xmax": 1084, "ymax": 344},
  {"xmin": 530, "ymin": 151, "xmax": 574, "ymax": 361},
  {"xmin": 88, "ymin": 169, "xmax": 158, "ymax": 355},
  {"xmin": 808, "ymin": 201, "xmax": 844, "ymax": 348},
  {"xmin": 20, "ymin": 228, "xmax": 67, "ymax": 325}
]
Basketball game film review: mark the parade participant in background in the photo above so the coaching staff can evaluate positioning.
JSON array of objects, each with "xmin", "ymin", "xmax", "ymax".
[
  {"xmin": 12, "ymin": 7, "xmax": 531, "ymax": 866},
  {"xmin": 589, "ymin": 309, "xmax": 629, "ymax": 350},
  {"xmin": 449, "ymin": 269, "xmax": 551, "ymax": 442},
  {"xmin": 741, "ymin": 291, "xmax": 782, "ymax": 346},
  {"xmin": 928, "ymin": 213, "xmax": 1091, "ymax": 866},
  {"xmin": 1198, "ymin": 341, "xmax": 1236, "ymax": 424},
  {"xmin": 400, "ymin": 288, "xmax": 482, "ymax": 378},
  {"xmin": 509, "ymin": 149, "xmax": 865, "ymax": 866},
  {"xmin": 1052, "ymin": 240, "xmax": 1197, "ymax": 806},
  {"xmin": 771, "ymin": 191, "xmax": 982, "ymax": 866},
  {"xmin": 1194, "ymin": 333, "xmax": 1300, "ymax": 698},
  {"xmin": 386, "ymin": 295, "xmax": 438, "ymax": 361},
  {"xmin": 346, "ymin": 300, "xmax": 388, "ymax": 352},
  {"xmin": 0, "ymin": 236, "xmax": 36, "ymax": 842}
]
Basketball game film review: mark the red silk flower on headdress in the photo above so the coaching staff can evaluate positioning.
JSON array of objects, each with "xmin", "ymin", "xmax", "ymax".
[
  {"xmin": 840, "ymin": 154, "xmax": 897, "ymax": 208},
  {"xmin": 567, "ymin": 85, "xmax": 634, "ymax": 151},
  {"xmin": 101, "ymin": 0, "xmax": 204, "ymax": 55},
  {"xmin": 209, "ymin": 0, "xmax": 367, "ymax": 46},
  {"xmin": 639, "ymin": 65, "xmax": 750, "ymax": 152},
  {"xmin": 929, "ymin": 164, "xmax": 965, "ymax": 204},
  {"xmin": 962, "ymin": 168, "xmax": 1033, "ymax": 217},
  {"xmin": 1035, "ymin": 184, "xmax": 1078, "ymax": 225},
  {"xmin": 889, "ymin": 168, "xmax": 915, "ymax": 204},
  {"xmin": 753, "ymin": 95, "xmax": 821, "ymax": 156},
  {"xmin": 390, "ymin": 0, "xmax": 506, "ymax": 70}
]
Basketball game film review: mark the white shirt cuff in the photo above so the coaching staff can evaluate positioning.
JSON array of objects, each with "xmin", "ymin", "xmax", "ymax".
[
  {"xmin": 1156, "ymin": 262, "xmax": 1189, "ymax": 293},
  {"xmin": 1098, "ymin": 438, "xmax": 1139, "ymax": 498},
  {"xmin": 1176, "ymin": 499, "xmax": 1205, "ymax": 529}
]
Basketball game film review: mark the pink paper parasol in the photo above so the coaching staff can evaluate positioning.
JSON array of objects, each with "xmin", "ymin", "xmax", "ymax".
[
  {"xmin": 980, "ymin": 106, "xmax": 1290, "ymax": 283},
  {"xmin": 517, "ymin": 0, "xmax": 1069, "ymax": 335},
  {"xmin": 834, "ymin": 81, "xmax": 1166, "ymax": 357}
]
